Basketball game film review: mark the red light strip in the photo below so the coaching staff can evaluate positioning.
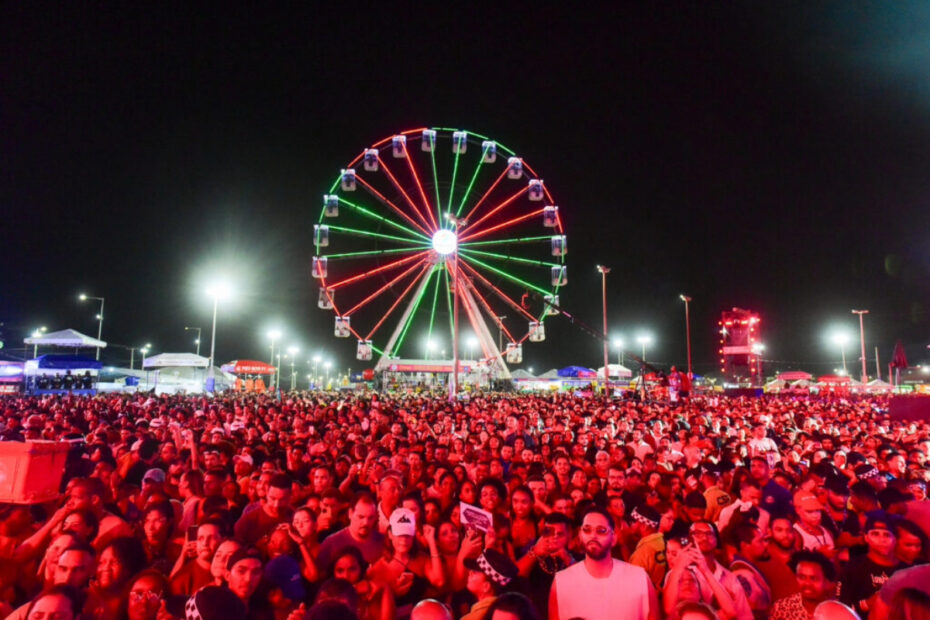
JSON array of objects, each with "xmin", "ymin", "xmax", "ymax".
[
  {"xmin": 327, "ymin": 251, "xmax": 428, "ymax": 290},
  {"xmin": 459, "ymin": 259, "xmax": 536, "ymax": 322},
  {"xmin": 459, "ymin": 208, "xmax": 544, "ymax": 243},
  {"xmin": 459, "ymin": 186, "xmax": 527, "ymax": 237},
  {"xmin": 343, "ymin": 257, "xmax": 427, "ymax": 317},
  {"xmin": 376, "ymin": 155, "xmax": 434, "ymax": 231},
  {"xmin": 461, "ymin": 274, "xmax": 518, "ymax": 344},
  {"xmin": 365, "ymin": 262, "xmax": 433, "ymax": 340},
  {"xmin": 355, "ymin": 175, "xmax": 432, "ymax": 237},
  {"xmin": 461, "ymin": 166, "xmax": 510, "ymax": 225},
  {"xmin": 401, "ymin": 145, "xmax": 438, "ymax": 230}
]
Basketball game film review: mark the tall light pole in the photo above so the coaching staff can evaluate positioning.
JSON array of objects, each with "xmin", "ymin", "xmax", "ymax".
[
  {"xmin": 444, "ymin": 213, "xmax": 466, "ymax": 402},
  {"xmin": 636, "ymin": 334, "xmax": 653, "ymax": 363},
  {"xmin": 31, "ymin": 326, "xmax": 47, "ymax": 358},
  {"xmin": 613, "ymin": 337, "xmax": 624, "ymax": 367},
  {"xmin": 852, "ymin": 310, "xmax": 869, "ymax": 383},
  {"xmin": 288, "ymin": 346, "xmax": 299, "ymax": 391},
  {"xmin": 139, "ymin": 343, "xmax": 151, "ymax": 367},
  {"xmin": 324, "ymin": 361, "xmax": 332, "ymax": 389},
  {"xmin": 680, "ymin": 295, "xmax": 693, "ymax": 379},
  {"xmin": 831, "ymin": 331, "xmax": 850, "ymax": 375},
  {"xmin": 312, "ymin": 354, "xmax": 321, "ymax": 388},
  {"xmin": 205, "ymin": 282, "xmax": 232, "ymax": 392},
  {"xmin": 596, "ymin": 265, "xmax": 611, "ymax": 397},
  {"xmin": 185, "ymin": 327, "xmax": 202, "ymax": 356},
  {"xmin": 78, "ymin": 294, "xmax": 105, "ymax": 360},
  {"xmin": 267, "ymin": 329, "xmax": 282, "ymax": 388}
]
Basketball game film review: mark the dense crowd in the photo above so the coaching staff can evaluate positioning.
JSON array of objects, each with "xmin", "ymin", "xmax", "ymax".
[{"xmin": 1, "ymin": 389, "xmax": 930, "ymax": 620}]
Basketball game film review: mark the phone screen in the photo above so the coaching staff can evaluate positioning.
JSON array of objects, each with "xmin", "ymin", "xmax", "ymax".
[{"xmin": 187, "ymin": 525, "xmax": 198, "ymax": 541}]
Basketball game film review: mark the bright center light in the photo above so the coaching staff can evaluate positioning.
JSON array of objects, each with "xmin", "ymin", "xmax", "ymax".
[{"xmin": 432, "ymin": 229, "xmax": 457, "ymax": 255}]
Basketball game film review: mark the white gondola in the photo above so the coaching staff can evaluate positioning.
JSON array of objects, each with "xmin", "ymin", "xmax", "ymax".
[
  {"xmin": 392, "ymin": 135, "xmax": 406, "ymax": 158},
  {"xmin": 363, "ymin": 148, "xmax": 379, "ymax": 171},
  {"xmin": 318, "ymin": 287, "xmax": 334, "ymax": 310},
  {"xmin": 551, "ymin": 266, "xmax": 567, "ymax": 286},
  {"xmin": 357, "ymin": 340, "xmax": 373, "ymax": 361},
  {"xmin": 528, "ymin": 179, "xmax": 545, "ymax": 201},
  {"xmin": 550, "ymin": 235, "xmax": 566, "ymax": 256},
  {"xmin": 543, "ymin": 205, "xmax": 559, "ymax": 227},
  {"xmin": 421, "ymin": 129, "xmax": 436, "ymax": 152},
  {"xmin": 314, "ymin": 225, "xmax": 330, "ymax": 248},
  {"xmin": 335, "ymin": 316, "xmax": 351, "ymax": 338},
  {"xmin": 452, "ymin": 131, "xmax": 467, "ymax": 154},
  {"xmin": 505, "ymin": 343, "xmax": 523, "ymax": 364},
  {"xmin": 507, "ymin": 157, "xmax": 523, "ymax": 179},
  {"xmin": 481, "ymin": 140, "xmax": 497, "ymax": 163},
  {"xmin": 324, "ymin": 194, "xmax": 339, "ymax": 217},
  {"xmin": 312, "ymin": 256, "xmax": 328, "ymax": 279},
  {"xmin": 528, "ymin": 321, "xmax": 546, "ymax": 342},
  {"xmin": 341, "ymin": 169, "xmax": 356, "ymax": 191},
  {"xmin": 543, "ymin": 294, "xmax": 560, "ymax": 316}
]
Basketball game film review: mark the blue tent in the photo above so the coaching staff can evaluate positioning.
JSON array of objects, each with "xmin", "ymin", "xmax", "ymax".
[
  {"xmin": 557, "ymin": 365, "xmax": 597, "ymax": 378},
  {"xmin": 35, "ymin": 354, "xmax": 103, "ymax": 370}
]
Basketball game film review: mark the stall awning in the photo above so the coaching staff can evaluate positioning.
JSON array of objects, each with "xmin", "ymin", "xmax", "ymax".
[
  {"xmin": 24, "ymin": 329, "xmax": 106, "ymax": 349},
  {"xmin": 143, "ymin": 353, "xmax": 210, "ymax": 369}
]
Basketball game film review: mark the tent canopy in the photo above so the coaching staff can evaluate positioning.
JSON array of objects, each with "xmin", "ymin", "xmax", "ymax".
[
  {"xmin": 221, "ymin": 360, "xmax": 277, "ymax": 375},
  {"xmin": 594, "ymin": 364, "xmax": 633, "ymax": 378},
  {"xmin": 818, "ymin": 374, "xmax": 851, "ymax": 384},
  {"xmin": 558, "ymin": 366, "xmax": 597, "ymax": 378},
  {"xmin": 143, "ymin": 353, "xmax": 210, "ymax": 369},
  {"xmin": 777, "ymin": 371, "xmax": 812, "ymax": 381},
  {"xmin": 24, "ymin": 328, "xmax": 106, "ymax": 349},
  {"xmin": 537, "ymin": 368, "xmax": 560, "ymax": 379}
]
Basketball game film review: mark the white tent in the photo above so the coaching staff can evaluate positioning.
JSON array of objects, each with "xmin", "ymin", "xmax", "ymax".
[
  {"xmin": 143, "ymin": 353, "xmax": 210, "ymax": 369},
  {"xmin": 511, "ymin": 369, "xmax": 537, "ymax": 379},
  {"xmin": 538, "ymin": 368, "xmax": 560, "ymax": 379},
  {"xmin": 594, "ymin": 364, "xmax": 632, "ymax": 378},
  {"xmin": 23, "ymin": 328, "xmax": 106, "ymax": 349}
]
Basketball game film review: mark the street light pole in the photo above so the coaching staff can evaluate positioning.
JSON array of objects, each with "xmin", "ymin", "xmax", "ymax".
[
  {"xmin": 852, "ymin": 310, "xmax": 869, "ymax": 383},
  {"xmin": 267, "ymin": 330, "xmax": 281, "ymax": 389},
  {"xmin": 185, "ymin": 327, "xmax": 202, "ymax": 356},
  {"xmin": 205, "ymin": 283, "xmax": 231, "ymax": 393},
  {"xmin": 79, "ymin": 294, "xmax": 105, "ymax": 360},
  {"xmin": 680, "ymin": 295, "xmax": 693, "ymax": 379},
  {"xmin": 597, "ymin": 266, "xmax": 611, "ymax": 398},
  {"xmin": 31, "ymin": 327, "xmax": 47, "ymax": 358}
]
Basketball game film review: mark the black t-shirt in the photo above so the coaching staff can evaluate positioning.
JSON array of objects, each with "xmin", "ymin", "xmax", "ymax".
[{"xmin": 839, "ymin": 555, "xmax": 902, "ymax": 614}]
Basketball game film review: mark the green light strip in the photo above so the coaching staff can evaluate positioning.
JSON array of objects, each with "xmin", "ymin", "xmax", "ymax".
[
  {"xmin": 430, "ymin": 147, "xmax": 443, "ymax": 228},
  {"xmin": 434, "ymin": 127, "xmax": 516, "ymax": 157},
  {"xmin": 392, "ymin": 266, "xmax": 435, "ymax": 356},
  {"xmin": 447, "ymin": 141, "xmax": 462, "ymax": 227},
  {"xmin": 459, "ymin": 248, "xmax": 559, "ymax": 268},
  {"xmin": 327, "ymin": 225, "xmax": 426, "ymax": 245},
  {"xmin": 460, "ymin": 254, "xmax": 551, "ymax": 296},
  {"xmin": 325, "ymin": 247, "xmax": 423, "ymax": 260},
  {"xmin": 455, "ymin": 144, "xmax": 487, "ymax": 219},
  {"xmin": 337, "ymin": 198, "xmax": 431, "ymax": 241},
  {"xmin": 426, "ymin": 266, "xmax": 442, "ymax": 359},
  {"xmin": 460, "ymin": 235, "xmax": 553, "ymax": 247},
  {"xmin": 444, "ymin": 266, "xmax": 454, "ymax": 338}
]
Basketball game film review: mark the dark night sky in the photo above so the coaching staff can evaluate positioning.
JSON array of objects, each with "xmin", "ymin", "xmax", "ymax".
[{"xmin": 2, "ymin": 3, "xmax": 930, "ymax": 376}]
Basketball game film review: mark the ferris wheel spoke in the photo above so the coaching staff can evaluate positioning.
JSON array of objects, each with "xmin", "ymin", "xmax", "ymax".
[
  {"xmin": 446, "ymin": 145, "xmax": 463, "ymax": 223},
  {"xmin": 355, "ymin": 175, "xmax": 432, "ymax": 237},
  {"xmin": 459, "ymin": 247, "xmax": 560, "ymax": 268},
  {"xmin": 460, "ymin": 166, "xmax": 511, "ymax": 225},
  {"xmin": 325, "ymin": 247, "xmax": 428, "ymax": 261},
  {"xmin": 343, "ymin": 256, "xmax": 428, "ymax": 317},
  {"xmin": 399, "ymin": 146, "xmax": 438, "ymax": 230},
  {"xmin": 443, "ymin": 266, "xmax": 455, "ymax": 338},
  {"xmin": 459, "ymin": 253, "xmax": 551, "ymax": 297},
  {"xmin": 325, "ymin": 225, "xmax": 430, "ymax": 246},
  {"xmin": 376, "ymin": 155, "xmax": 436, "ymax": 231},
  {"xmin": 428, "ymin": 144, "xmax": 443, "ymax": 228},
  {"xmin": 326, "ymin": 251, "xmax": 429, "ymax": 290},
  {"xmin": 365, "ymin": 262, "xmax": 434, "ymax": 341},
  {"xmin": 453, "ymin": 143, "xmax": 490, "ymax": 220},
  {"xmin": 459, "ymin": 259, "xmax": 537, "ymax": 322},
  {"xmin": 461, "ymin": 275, "xmax": 519, "ymax": 344},
  {"xmin": 337, "ymin": 198, "xmax": 432, "ymax": 241},
  {"xmin": 459, "ymin": 234, "xmax": 553, "ymax": 248},
  {"xmin": 424, "ymin": 264, "xmax": 442, "ymax": 357},
  {"xmin": 390, "ymin": 266, "xmax": 437, "ymax": 357},
  {"xmin": 459, "ymin": 187, "xmax": 529, "ymax": 238},
  {"xmin": 459, "ymin": 208, "xmax": 544, "ymax": 244}
]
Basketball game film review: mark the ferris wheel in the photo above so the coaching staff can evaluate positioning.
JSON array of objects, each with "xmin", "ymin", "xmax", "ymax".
[{"xmin": 313, "ymin": 127, "xmax": 567, "ymax": 379}]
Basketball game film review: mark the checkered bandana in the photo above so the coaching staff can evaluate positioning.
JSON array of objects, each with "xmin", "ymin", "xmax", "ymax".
[
  {"xmin": 632, "ymin": 507, "xmax": 659, "ymax": 529},
  {"xmin": 860, "ymin": 467, "xmax": 879, "ymax": 480},
  {"xmin": 477, "ymin": 553, "xmax": 512, "ymax": 585},
  {"xmin": 185, "ymin": 596, "xmax": 202, "ymax": 620}
]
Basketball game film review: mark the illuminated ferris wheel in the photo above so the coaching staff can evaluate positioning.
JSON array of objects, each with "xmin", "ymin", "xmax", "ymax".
[{"xmin": 313, "ymin": 127, "xmax": 567, "ymax": 379}]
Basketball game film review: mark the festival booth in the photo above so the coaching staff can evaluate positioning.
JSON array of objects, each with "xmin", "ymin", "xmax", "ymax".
[
  {"xmin": 221, "ymin": 360, "xmax": 275, "ymax": 393},
  {"xmin": 510, "ymin": 368, "xmax": 558, "ymax": 391},
  {"xmin": 0, "ymin": 361, "xmax": 24, "ymax": 394},
  {"xmin": 24, "ymin": 354, "xmax": 102, "ymax": 395},
  {"xmin": 557, "ymin": 366, "xmax": 598, "ymax": 391},
  {"xmin": 866, "ymin": 378, "xmax": 894, "ymax": 393},
  {"xmin": 23, "ymin": 328, "xmax": 106, "ymax": 357},
  {"xmin": 817, "ymin": 374, "xmax": 852, "ymax": 395},
  {"xmin": 766, "ymin": 371, "xmax": 814, "ymax": 394},
  {"xmin": 142, "ymin": 353, "xmax": 233, "ymax": 394}
]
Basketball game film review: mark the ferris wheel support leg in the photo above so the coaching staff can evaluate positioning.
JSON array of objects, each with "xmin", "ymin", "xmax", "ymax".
[
  {"xmin": 374, "ymin": 266, "xmax": 436, "ymax": 373},
  {"xmin": 459, "ymin": 279, "xmax": 511, "ymax": 380}
]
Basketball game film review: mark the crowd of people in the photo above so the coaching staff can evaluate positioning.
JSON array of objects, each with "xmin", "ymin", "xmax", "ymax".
[{"xmin": 1, "ymin": 389, "xmax": 929, "ymax": 620}]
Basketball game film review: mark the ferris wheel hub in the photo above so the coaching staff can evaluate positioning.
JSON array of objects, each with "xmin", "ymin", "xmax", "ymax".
[{"xmin": 431, "ymin": 229, "xmax": 457, "ymax": 256}]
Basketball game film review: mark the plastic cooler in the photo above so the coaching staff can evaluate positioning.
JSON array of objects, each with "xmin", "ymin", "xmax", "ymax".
[{"xmin": 0, "ymin": 440, "xmax": 70, "ymax": 504}]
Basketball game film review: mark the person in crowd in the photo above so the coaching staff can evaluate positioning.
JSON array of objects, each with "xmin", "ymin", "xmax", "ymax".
[
  {"xmin": 124, "ymin": 570, "xmax": 170, "ymax": 620},
  {"xmin": 769, "ymin": 551, "xmax": 837, "ymax": 620},
  {"xmin": 316, "ymin": 492, "xmax": 385, "ymax": 570},
  {"xmin": 838, "ymin": 511, "xmax": 903, "ymax": 616},
  {"xmin": 461, "ymin": 548, "xmax": 519, "ymax": 620},
  {"xmin": 83, "ymin": 537, "xmax": 147, "ymax": 620}
]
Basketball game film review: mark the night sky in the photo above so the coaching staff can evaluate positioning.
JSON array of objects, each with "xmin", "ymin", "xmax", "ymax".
[{"xmin": 3, "ymin": 3, "xmax": 930, "ymax": 377}]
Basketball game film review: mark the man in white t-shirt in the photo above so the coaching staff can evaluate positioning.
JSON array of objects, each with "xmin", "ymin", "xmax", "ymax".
[{"xmin": 549, "ymin": 506, "xmax": 659, "ymax": 620}]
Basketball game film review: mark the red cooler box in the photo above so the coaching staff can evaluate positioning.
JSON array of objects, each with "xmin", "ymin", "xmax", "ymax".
[{"xmin": 0, "ymin": 441, "xmax": 70, "ymax": 504}]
